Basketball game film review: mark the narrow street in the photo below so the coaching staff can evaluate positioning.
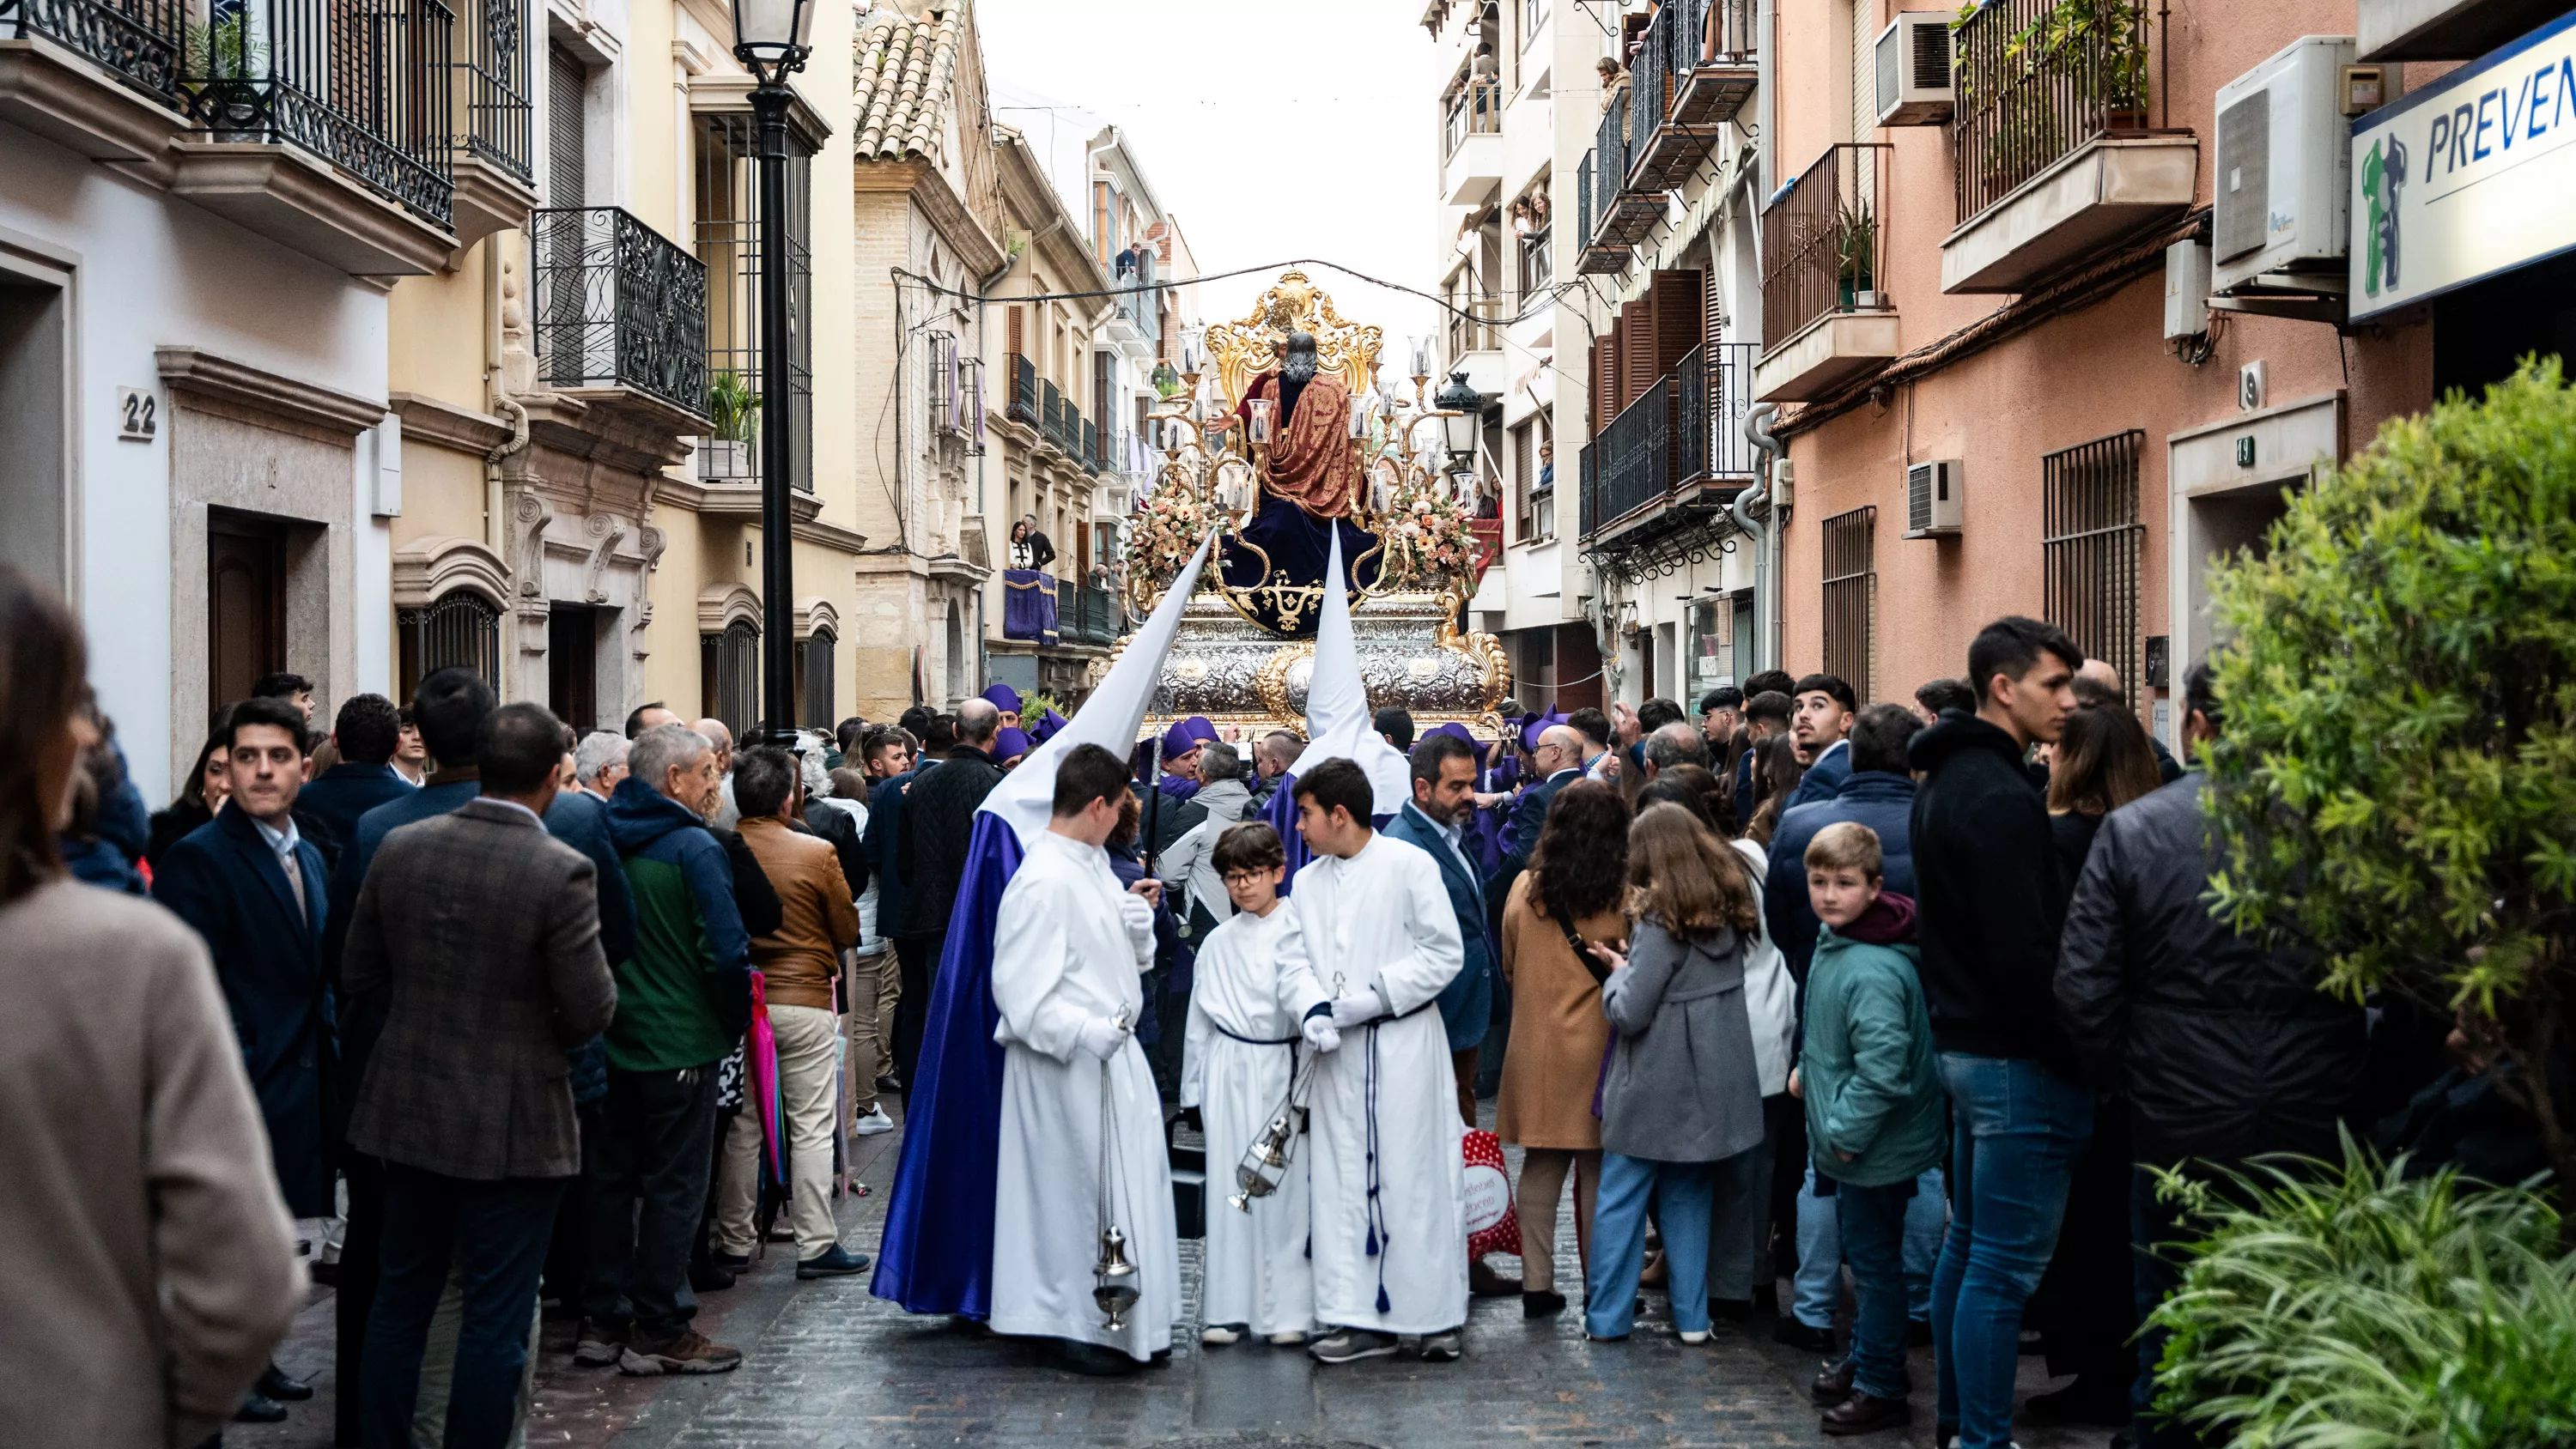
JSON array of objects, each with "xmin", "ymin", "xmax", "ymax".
[{"xmin": 240, "ymin": 1111, "xmax": 2114, "ymax": 1449}]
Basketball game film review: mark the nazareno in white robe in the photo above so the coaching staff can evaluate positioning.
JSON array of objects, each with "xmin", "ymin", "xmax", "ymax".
[
  {"xmin": 1277, "ymin": 832, "xmax": 1469, "ymax": 1337},
  {"xmin": 988, "ymin": 830, "xmax": 1180, "ymax": 1360},
  {"xmin": 1180, "ymin": 905, "xmax": 1314, "ymax": 1337}
]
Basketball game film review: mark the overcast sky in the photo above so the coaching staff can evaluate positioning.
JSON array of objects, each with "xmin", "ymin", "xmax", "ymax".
[{"xmin": 975, "ymin": 0, "xmax": 1444, "ymax": 368}]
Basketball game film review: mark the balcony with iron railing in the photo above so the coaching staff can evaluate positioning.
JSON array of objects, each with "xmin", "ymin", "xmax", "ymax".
[
  {"xmin": 182, "ymin": 0, "xmax": 457, "ymax": 226},
  {"xmin": 448, "ymin": 0, "xmax": 538, "ymax": 247},
  {"xmin": 1006, "ymin": 353, "xmax": 1038, "ymax": 427},
  {"xmin": 1625, "ymin": 0, "xmax": 1756, "ymax": 189},
  {"xmin": 1941, "ymin": 0, "xmax": 2193, "ymax": 294},
  {"xmin": 1083, "ymin": 417, "xmax": 1099, "ymax": 476},
  {"xmin": 529, "ymin": 206, "xmax": 712, "ymax": 431},
  {"xmin": 1579, "ymin": 341, "xmax": 1759, "ymax": 550},
  {"xmin": 1040, "ymin": 379, "xmax": 1063, "ymax": 454},
  {"xmin": 1, "ymin": 0, "xmax": 186, "ymax": 113},
  {"xmin": 1586, "ymin": 88, "xmax": 1663, "ymax": 260},
  {"xmin": 1064, "ymin": 583, "xmax": 1122, "ymax": 646},
  {"xmin": 1753, "ymin": 142, "xmax": 1900, "ymax": 403}
]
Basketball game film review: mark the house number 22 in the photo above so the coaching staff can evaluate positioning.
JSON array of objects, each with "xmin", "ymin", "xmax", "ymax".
[{"xmin": 118, "ymin": 387, "xmax": 158, "ymax": 442}]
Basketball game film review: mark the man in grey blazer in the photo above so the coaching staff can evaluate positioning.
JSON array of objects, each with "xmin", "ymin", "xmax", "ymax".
[{"xmin": 343, "ymin": 701, "xmax": 617, "ymax": 1448}]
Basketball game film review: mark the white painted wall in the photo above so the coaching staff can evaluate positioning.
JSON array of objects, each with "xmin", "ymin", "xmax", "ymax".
[{"xmin": 0, "ymin": 118, "xmax": 389, "ymax": 804}]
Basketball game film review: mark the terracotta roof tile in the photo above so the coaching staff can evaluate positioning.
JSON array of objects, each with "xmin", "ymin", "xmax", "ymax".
[{"xmin": 852, "ymin": 4, "xmax": 963, "ymax": 162}]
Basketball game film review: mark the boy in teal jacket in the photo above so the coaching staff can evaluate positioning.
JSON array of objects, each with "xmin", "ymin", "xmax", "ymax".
[{"xmin": 1795, "ymin": 821, "xmax": 1946, "ymax": 1435}]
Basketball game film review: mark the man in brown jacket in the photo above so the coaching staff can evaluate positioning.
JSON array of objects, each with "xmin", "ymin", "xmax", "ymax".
[
  {"xmin": 710, "ymin": 745, "xmax": 868, "ymax": 1277},
  {"xmin": 342, "ymin": 701, "xmax": 617, "ymax": 1448}
]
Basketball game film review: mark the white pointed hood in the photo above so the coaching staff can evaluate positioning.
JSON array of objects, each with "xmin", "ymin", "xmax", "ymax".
[{"xmin": 1285, "ymin": 529, "xmax": 1413, "ymax": 813}]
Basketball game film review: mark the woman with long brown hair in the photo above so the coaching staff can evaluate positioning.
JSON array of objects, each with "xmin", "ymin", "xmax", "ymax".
[
  {"xmin": 1580, "ymin": 803, "xmax": 1769, "ymax": 1342},
  {"xmin": 2027, "ymin": 697, "xmax": 2164, "ymax": 1416},
  {"xmin": 0, "ymin": 564, "xmax": 302, "ymax": 1446},
  {"xmin": 1742, "ymin": 733, "xmax": 1806, "ymax": 847},
  {"xmin": 1494, "ymin": 778, "xmax": 1631, "ymax": 1317}
]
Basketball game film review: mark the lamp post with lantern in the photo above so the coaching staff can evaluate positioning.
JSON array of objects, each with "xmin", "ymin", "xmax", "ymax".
[{"xmin": 730, "ymin": 0, "xmax": 812, "ymax": 746}]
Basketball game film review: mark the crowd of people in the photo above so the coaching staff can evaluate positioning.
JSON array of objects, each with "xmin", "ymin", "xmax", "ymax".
[{"xmin": 3, "ymin": 541, "xmax": 2523, "ymax": 1447}]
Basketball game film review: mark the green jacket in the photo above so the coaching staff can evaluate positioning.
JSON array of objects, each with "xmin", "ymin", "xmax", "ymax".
[{"xmin": 1801, "ymin": 925, "xmax": 1946, "ymax": 1187}]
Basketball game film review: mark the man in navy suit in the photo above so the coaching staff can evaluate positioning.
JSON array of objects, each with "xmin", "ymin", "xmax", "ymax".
[
  {"xmin": 298, "ymin": 694, "xmax": 414, "ymax": 864},
  {"xmin": 1488, "ymin": 723, "xmax": 1587, "ymax": 924},
  {"xmin": 1383, "ymin": 731, "xmax": 1498, "ymax": 1127},
  {"xmin": 155, "ymin": 694, "xmax": 334, "ymax": 1222}
]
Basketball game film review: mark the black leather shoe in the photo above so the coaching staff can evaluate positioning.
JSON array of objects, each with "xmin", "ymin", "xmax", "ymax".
[
  {"xmin": 257, "ymin": 1363, "xmax": 313, "ymax": 1401},
  {"xmin": 1810, "ymin": 1355, "xmax": 1855, "ymax": 1405},
  {"xmin": 1468, "ymin": 1258, "xmax": 1522, "ymax": 1297},
  {"xmin": 689, "ymin": 1260, "xmax": 738, "ymax": 1293},
  {"xmin": 1522, "ymin": 1289, "xmax": 1565, "ymax": 1318},
  {"xmin": 708, "ymin": 1249, "xmax": 751, "ymax": 1271},
  {"xmin": 1820, "ymin": 1391, "xmax": 1913, "ymax": 1435},
  {"xmin": 232, "ymin": 1392, "xmax": 289, "ymax": 1424},
  {"xmin": 1712, "ymin": 1297, "xmax": 1754, "ymax": 1323},
  {"xmin": 1774, "ymin": 1319, "xmax": 1834, "ymax": 1352}
]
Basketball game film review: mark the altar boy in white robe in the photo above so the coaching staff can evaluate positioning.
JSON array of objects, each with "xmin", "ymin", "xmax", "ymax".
[
  {"xmin": 988, "ymin": 743, "xmax": 1182, "ymax": 1375},
  {"xmin": 1277, "ymin": 758, "xmax": 1471, "ymax": 1363},
  {"xmin": 1180, "ymin": 821, "xmax": 1313, "ymax": 1347}
]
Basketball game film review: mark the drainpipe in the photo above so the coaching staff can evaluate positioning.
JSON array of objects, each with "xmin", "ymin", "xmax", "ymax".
[{"xmin": 1735, "ymin": 400, "xmax": 1783, "ymax": 673}]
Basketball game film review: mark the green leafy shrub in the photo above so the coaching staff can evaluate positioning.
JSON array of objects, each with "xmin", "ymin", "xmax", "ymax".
[
  {"xmin": 2202, "ymin": 357, "xmax": 2576, "ymax": 1191},
  {"xmin": 2148, "ymin": 1139, "xmax": 2576, "ymax": 1449}
]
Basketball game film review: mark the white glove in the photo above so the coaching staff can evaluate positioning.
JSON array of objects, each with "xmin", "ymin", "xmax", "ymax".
[
  {"xmin": 1076, "ymin": 1015, "xmax": 1131, "ymax": 1062},
  {"xmin": 1302, "ymin": 1014, "xmax": 1342, "ymax": 1054},
  {"xmin": 1118, "ymin": 892, "xmax": 1156, "ymax": 955},
  {"xmin": 1329, "ymin": 991, "xmax": 1385, "ymax": 1029}
]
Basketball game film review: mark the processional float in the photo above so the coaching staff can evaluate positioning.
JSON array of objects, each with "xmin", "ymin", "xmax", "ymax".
[{"xmin": 1104, "ymin": 270, "xmax": 1514, "ymax": 741}]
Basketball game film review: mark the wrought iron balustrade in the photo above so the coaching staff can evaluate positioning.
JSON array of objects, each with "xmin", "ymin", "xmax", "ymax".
[
  {"xmin": 1577, "ymin": 151, "xmax": 1594, "ymax": 252},
  {"xmin": 1041, "ymin": 379, "xmax": 1062, "ymax": 452},
  {"xmin": 1759, "ymin": 142, "xmax": 1890, "ymax": 349},
  {"xmin": 1706, "ymin": 340, "xmax": 1759, "ymax": 477},
  {"xmin": 1953, "ymin": 0, "xmax": 2154, "ymax": 222},
  {"xmin": 457, "ymin": 0, "xmax": 529, "ymax": 182},
  {"xmin": 530, "ymin": 206, "xmax": 710, "ymax": 421},
  {"xmin": 1590, "ymin": 375, "xmax": 1672, "ymax": 537},
  {"xmin": 1065, "ymin": 583, "xmax": 1121, "ymax": 646},
  {"xmin": 1591, "ymin": 94, "xmax": 1627, "ymax": 239},
  {"xmin": 1083, "ymin": 418, "xmax": 1099, "ymax": 475},
  {"xmin": 2, "ymin": 0, "xmax": 185, "ymax": 105},
  {"xmin": 1578, "ymin": 441, "xmax": 1600, "ymax": 539},
  {"xmin": 1676, "ymin": 345, "xmax": 1708, "ymax": 484},
  {"xmin": 1006, "ymin": 353, "xmax": 1037, "ymax": 427},
  {"xmin": 182, "ymin": 0, "xmax": 456, "ymax": 225}
]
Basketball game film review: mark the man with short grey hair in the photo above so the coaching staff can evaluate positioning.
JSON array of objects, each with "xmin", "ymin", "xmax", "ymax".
[
  {"xmin": 1642, "ymin": 722, "xmax": 1710, "ymax": 780},
  {"xmin": 574, "ymin": 731, "xmax": 630, "ymax": 801}
]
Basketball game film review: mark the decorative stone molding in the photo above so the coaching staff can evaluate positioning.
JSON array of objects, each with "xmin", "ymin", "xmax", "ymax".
[
  {"xmin": 582, "ymin": 513, "xmax": 629, "ymax": 603},
  {"xmin": 157, "ymin": 345, "xmax": 386, "ymax": 437},
  {"xmin": 392, "ymin": 536, "xmax": 512, "ymax": 608},
  {"xmin": 697, "ymin": 581, "xmax": 761, "ymax": 634},
  {"xmin": 509, "ymin": 486, "xmax": 555, "ymax": 597},
  {"xmin": 0, "ymin": 33, "xmax": 190, "ymax": 161},
  {"xmin": 387, "ymin": 391, "xmax": 513, "ymax": 455},
  {"xmin": 632, "ymin": 525, "xmax": 669, "ymax": 662},
  {"xmin": 793, "ymin": 596, "xmax": 839, "ymax": 640},
  {"xmin": 167, "ymin": 140, "xmax": 456, "ymax": 278}
]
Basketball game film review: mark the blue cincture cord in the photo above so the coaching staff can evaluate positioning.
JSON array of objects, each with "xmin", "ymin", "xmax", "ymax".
[{"xmin": 1363, "ymin": 1022, "xmax": 1392, "ymax": 1315}]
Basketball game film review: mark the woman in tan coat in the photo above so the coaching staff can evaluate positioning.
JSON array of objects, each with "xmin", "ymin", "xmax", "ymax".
[{"xmin": 1496, "ymin": 779, "xmax": 1631, "ymax": 1317}]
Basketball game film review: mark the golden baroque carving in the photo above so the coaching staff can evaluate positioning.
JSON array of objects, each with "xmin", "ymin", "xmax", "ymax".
[
  {"xmin": 1254, "ymin": 642, "xmax": 1315, "ymax": 723},
  {"xmin": 1202, "ymin": 269, "xmax": 1384, "ymax": 414}
]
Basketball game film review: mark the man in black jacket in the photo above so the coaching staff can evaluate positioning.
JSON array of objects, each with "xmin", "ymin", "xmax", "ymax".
[
  {"xmin": 892, "ymin": 697, "xmax": 1006, "ymax": 1105},
  {"xmin": 1905, "ymin": 615, "xmax": 2086, "ymax": 1449},
  {"xmin": 2057, "ymin": 659, "xmax": 2365, "ymax": 1449}
]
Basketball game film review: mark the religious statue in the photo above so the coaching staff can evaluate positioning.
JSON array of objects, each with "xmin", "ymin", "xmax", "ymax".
[{"xmin": 1224, "ymin": 331, "xmax": 1358, "ymax": 518}]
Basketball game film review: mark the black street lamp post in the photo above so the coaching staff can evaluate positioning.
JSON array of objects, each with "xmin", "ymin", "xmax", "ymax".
[{"xmin": 730, "ymin": 0, "xmax": 812, "ymax": 746}]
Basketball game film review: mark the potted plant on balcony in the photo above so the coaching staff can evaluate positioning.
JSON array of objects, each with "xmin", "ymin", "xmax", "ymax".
[
  {"xmin": 1834, "ymin": 199, "xmax": 1879, "ymax": 310},
  {"xmin": 702, "ymin": 371, "xmax": 758, "ymax": 481},
  {"xmin": 183, "ymin": 12, "xmax": 267, "ymax": 137}
]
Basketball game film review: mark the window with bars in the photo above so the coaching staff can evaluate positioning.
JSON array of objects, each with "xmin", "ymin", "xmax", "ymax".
[
  {"xmin": 794, "ymin": 629, "xmax": 835, "ymax": 729},
  {"xmin": 700, "ymin": 620, "xmax": 760, "ymax": 738},
  {"xmin": 1820, "ymin": 506, "xmax": 1876, "ymax": 705},
  {"xmin": 2044, "ymin": 430, "xmax": 2148, "ymax": 706},
  {"xmin": 694, "ymin": 113, "xmax": 813, "ymax": 492},
  {"xmin": 398, "ymin": 591, "xmax": 501, "ymax": 703}
]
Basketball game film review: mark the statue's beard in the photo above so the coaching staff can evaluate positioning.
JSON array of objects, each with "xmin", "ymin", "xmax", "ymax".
[{"xmin": 1282, "ymin": 352, "xmax": 1318, "ymax": 385}]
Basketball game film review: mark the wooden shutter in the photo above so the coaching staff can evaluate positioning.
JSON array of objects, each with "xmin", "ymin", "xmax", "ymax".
[
  {"xmin": 1651, "ymin": 269, "xmax": 1704, "ymax": 373},
  {"xmin": 1620, "ymin": 298, "xmax": 1655, "ymax": 412},
  {"xmin": 1591, "ymin": 331, "xmax": 1618, "ymax": 438},
  {"xmin": 1006, "ymin": 305, "xmax": 1024, "ymax": 357}
]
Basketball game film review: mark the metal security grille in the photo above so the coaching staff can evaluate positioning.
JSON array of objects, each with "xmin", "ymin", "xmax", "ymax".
[
  {"xmin": 799, "ymin": 630, "xmax": 834, "ymax": 729},
  {"xmin": 2043, "ymin": 429, "xmax": 2146, "ymax": 706},
  {"xmin": 696, "ymin": 112, "xmax": 814, "ymax": 492},
  {"xmin": 397, "ymin": 591, "xmax": 501, "ymax": 701},
  {"xmin": 1820, "ymin": 506, "xmax": 1875, "ymax": 705},
  {"xmin": 701, "ymin": 620, "xmax": 760, "ymax": 738}
]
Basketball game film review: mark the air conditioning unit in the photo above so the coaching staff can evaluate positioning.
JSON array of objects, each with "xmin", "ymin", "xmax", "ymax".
[
  {"xmin": 1874, "ymin": 14, "xmax": 1955, "ymax": 127},
  {"xmin": 1905, "ymin": 459, "xmax": 1963, "ymax": 537},
  {"xmin": 2164, "ymin": 239, "xmax": 2211, "ymax": 340},
  {"xmin": 2212, "ymin": 35, "xmax": 2355, "ymax": 294}
]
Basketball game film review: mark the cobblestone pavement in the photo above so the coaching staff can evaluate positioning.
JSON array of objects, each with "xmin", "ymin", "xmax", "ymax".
[{"xmin": 239, "ymin": 1106, "xmax": 2120, "ymax": 1449}]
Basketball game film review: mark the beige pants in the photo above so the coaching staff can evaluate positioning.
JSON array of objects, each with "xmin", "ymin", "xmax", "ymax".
[
  {"xmin": 713, "ymin": 1003, "xmax": 845, "ymax": 1260},
  {"xmin": 845, "ymin": 948, "xmax": 899, "ymax": 1114},
  {"xmin": 1516, "ymin": 1147, "xmax": 1601, "ymax": 1294}
]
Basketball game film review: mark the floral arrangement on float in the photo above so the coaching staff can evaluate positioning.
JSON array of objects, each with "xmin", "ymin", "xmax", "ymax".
[
  {"xmin": 1374, "ymin": 468, "xmax": 1484, "ymax": 595},
  {"xmin": 1127, "ymin": 476, "xmax": 1234, "ymax": 590}
]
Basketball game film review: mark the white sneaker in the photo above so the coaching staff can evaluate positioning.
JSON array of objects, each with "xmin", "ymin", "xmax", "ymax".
[
  {"xmin": 1200, "ymin": 1323, "xmax": 1243, "ymax": 1345},
  {"xmin": 1267, "ymin": 1330, "xmax": 1308, "ymax": 1347},
  {"xmin": 1678, "ymin": 1329, "xmax": 1709, "ymax": 1345},
  {"xmin": 853, "ymin": 1105, "xmax": 895, "ymax": 1137}
]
